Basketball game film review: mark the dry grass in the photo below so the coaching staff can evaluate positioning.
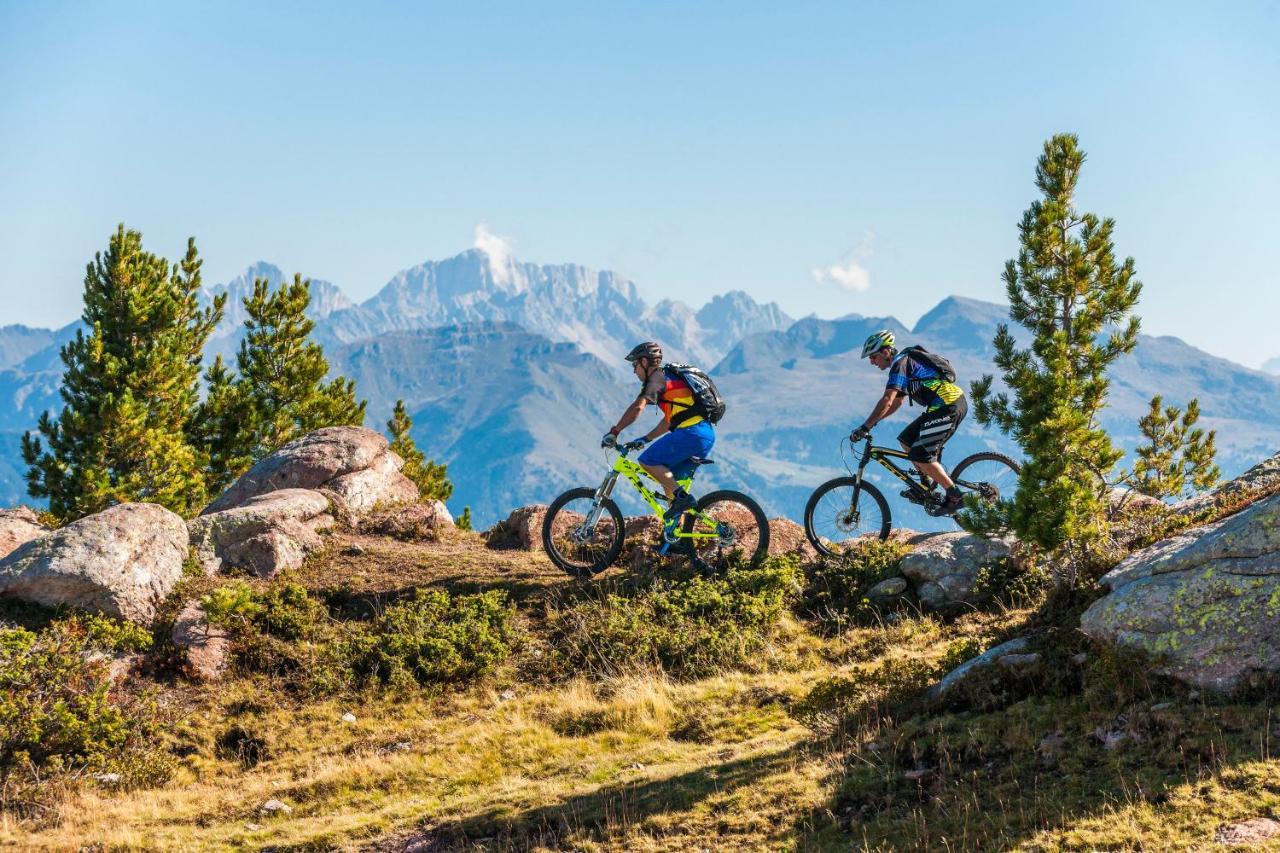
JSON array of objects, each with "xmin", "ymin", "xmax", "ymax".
[{"xmin": 7, "ymin": 527, "xmax": 1280, "ymax": 851}]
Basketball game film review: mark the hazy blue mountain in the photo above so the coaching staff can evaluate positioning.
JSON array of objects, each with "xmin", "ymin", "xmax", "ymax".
[
  {"xmin": 1263, "ymin": 356, "xmax": 1280, "ymax": 376},
  {"xmin": 329, "ymin": 323, "xmax": 635, "ymax": 526},
  {"xmin": 3, "ymin": 252, "xmax": 1277, "ymax": 534},
  {"xmin": 319, "ymin": 249, "xmax": 792, "ymax": 366},
  {"xmin": 0, "ymin": 325, "xmax": 55, "ymax": 369}
]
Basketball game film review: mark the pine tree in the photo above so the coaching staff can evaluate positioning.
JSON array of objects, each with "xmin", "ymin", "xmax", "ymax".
[
  {"xmin": 190, "ymin": 355, "xmax": 253, "ymax": 495},
  {"xmin": 1128, "ymin": 396, "xmax": 1219, "ymax": 500},
  {"xmin": 386, "ymin": 399, "xmax": 454, "ymax": 502},
  {"xmin": 22, "ymin": 226, "xmax": 224, "ymax": 520},
  {"xmin": 195, "ymin": 274, "xmax": 366, "ymax": 488},
  {"xmin": 970, "ymin": 134, "xmax": 1143, "ymax": 553}
]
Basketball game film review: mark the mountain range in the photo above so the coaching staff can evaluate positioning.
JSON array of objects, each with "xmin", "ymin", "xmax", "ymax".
[{"xmin": 3, "ymin": 250, "xmax": 1278, "ymax": 528}]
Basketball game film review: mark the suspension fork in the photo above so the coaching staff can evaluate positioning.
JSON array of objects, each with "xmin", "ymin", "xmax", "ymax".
[{"xmin": 584, "ymin": 472, "xmax": 620, "ymax": 529}]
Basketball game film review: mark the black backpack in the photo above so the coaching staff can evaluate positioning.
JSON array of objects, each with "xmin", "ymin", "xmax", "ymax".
[
  {"xmin": 663, "ymin": 363, "xmax": 726, "ymax": 426},
  {"xmin": 900, "ymin": 345, "xmax": 957, "ymax": 382}
]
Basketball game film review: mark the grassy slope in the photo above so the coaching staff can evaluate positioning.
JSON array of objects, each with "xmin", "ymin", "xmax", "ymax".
[{"xmin": 6, "ymin": 528, "xmax": 1280, "ymax": 852}]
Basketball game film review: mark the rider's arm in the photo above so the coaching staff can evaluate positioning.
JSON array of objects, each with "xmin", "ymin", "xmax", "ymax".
[
  {"xmin": 610, "ymin": 397, "xmax": 648, "ymax": 436},
  {"xmin": 862, "ymin": 389, "xmax": 905, "ymax": 430}
]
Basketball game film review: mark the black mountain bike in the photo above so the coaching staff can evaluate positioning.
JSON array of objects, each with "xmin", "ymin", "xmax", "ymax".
[{"xmin": 803, "ymin": 432, "xmax": 1019, "ymax": 557}]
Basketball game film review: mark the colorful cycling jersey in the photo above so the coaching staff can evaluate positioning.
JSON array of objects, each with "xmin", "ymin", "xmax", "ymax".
[
  {"xmin": 887, "ymin": 351, "xmax": 964, "ymax": 411},
  {"xmin": 639, "ymin": 369, "xmax": 705, "ymax": 428}
]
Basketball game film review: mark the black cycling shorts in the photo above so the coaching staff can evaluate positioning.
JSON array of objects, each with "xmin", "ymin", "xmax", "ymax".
[{"xmin": 898, "ymin": 396, "xmax": 967, "ymax": 463}]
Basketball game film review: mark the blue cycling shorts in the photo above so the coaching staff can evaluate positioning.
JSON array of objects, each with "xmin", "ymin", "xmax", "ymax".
[{"xmin": 638, "ymin": 420, "xmax": 716, "ymax": 469}]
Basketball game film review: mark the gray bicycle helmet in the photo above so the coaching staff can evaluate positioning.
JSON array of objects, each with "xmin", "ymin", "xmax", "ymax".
[
  {"xmin": 861, "ymin": 330, "xmax": 896, "ymax": 359},
  {"xmin": 625, "ymin": 341, "xmax": 663, "ymax": 363}
]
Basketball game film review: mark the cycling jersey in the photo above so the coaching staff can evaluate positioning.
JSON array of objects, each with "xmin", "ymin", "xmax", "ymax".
[
  {"xmin": 887, "ymin": 351, "xmax": 964, "ymax": 411},
  {"xmin": 639, "ymin": 369, "xmax": 705, "ymax": 428}
]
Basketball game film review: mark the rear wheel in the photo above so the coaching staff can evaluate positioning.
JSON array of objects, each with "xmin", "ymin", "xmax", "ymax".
[
  {"xmin": 681, "ymin": 490, "xmax": 770, "ymax": 575},
  {"xmin": 948, "ymin": 452, "xmax": 1021, "ymax": 514},
  {"xmin": 541, "ymin": 488, "xmax": 625, "ymax": 578},
  {"xmin": 804, "ymin": 477, "xmax": 891, "ymax": 556}
]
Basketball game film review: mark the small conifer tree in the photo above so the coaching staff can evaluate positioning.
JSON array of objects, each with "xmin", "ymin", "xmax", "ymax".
[
  {"xmin": 196, "ymin": 274, "xmax": 365, "ymax": 490},
  {"xmin": 1128, "ymin": 395, "xmax": 1219, "ymax": 500},
  {"xmin": 386, "ymin": 399, "xmax": 454, "ymax": 502},
  {"xmin": 22, "ymin": 226, "xmax": 223, "ymax": 520},
  {"xmin": 970, "ymin": 134, "xmax": 1143, "ymax": 553},
  {"xmin": 189, "ymin": 355, "xmax": 253, "ymax": 495}
]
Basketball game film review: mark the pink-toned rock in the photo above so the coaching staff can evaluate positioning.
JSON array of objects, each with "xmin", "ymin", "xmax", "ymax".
[
  {"xmin": 171, "ymin": 600, "xmax": 230, "ymax": 682},
  {"xmin": 624, "ymin": 515, "xmax": 663, "ymax": 541},
  {"xmin": 1215, "ymin": 817, "xmax": 1280, "ymax": 845},
  {"xmin": 0, "ymin": 503, "xmax": 187, "ymax": 625},
  {"xmin": 767, "ymin": 517, "xmax": 816, "ymax": 559},
  {"xmin": 487, "ymin": 505, "xmax": 549, "ymax": 550},
  {"xmin": 0, "ymin": 507, "xmax": 48, "ymax": 560},
  {"xmin": 204, "ymin": 426, "xmax": 417, "ymax": 516},
  {"xmin": 360, "ymin": 499, "xmax": 454, "ymax": 540},
  {"xmin": 189, "ymin": 489, "xmax": 335, "ymax": 577},
  {"xmin": 899, "ymin": 531, "xmax": 1018, "ymax": 610},
  {"xmin": 325, "ymin": 450, "xmax": 419, "ymax": 514}
]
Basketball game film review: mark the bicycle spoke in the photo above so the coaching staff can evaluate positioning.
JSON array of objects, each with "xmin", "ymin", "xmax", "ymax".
[
  {"xmin": 545, "ymin": 496, "xmax": 620, "ymax": 573},
  {"xmin": 953, "ymin": 458, "xmax": 1019, "ymax": 504},
  {"xmin": 809, "ymin": 483, "xmax": 888, "ymax": 550},
  {"xmin": 685, "ymin": 496, "xmax": 767, "ymax": 573}
]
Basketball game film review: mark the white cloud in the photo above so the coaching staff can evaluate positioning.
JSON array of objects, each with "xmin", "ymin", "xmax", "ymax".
[
  {"xmin": 811, "ymin": 259, "xmax": 871, "ymax": 293},
  {"xmin": 473, "ymin": 222, "xmax": 513, "ymax": 285}
]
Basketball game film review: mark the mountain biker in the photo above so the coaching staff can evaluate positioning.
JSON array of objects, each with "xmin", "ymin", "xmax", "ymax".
[
  {"xmin": 851, "ymin": 330, "xmax": 968, "ymax": 513},
  {"xmin": 602, "ymin": 341, "xmax": 714, "ymax": 524}
]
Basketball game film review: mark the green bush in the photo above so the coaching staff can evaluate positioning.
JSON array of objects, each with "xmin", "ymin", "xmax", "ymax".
[
  {"xmin": 201, "ymin": 578, "xmax": 515, "ymax": 695},
  {"xmin": 348, "ymin": 589, "xmax": 516, "ymax": 688},
  {"xmin": 0, "ymin": 620, "xmax": 169, "ymax": 804},
  {"xmin": 544, "ymin": 558, "xmax": 802, "ymax": 681},
  {"xmin": 800, "ymin": 539, "xmax": 909, "ymax": 630}
]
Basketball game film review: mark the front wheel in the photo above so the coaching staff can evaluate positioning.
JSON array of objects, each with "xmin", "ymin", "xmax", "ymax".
[
  {"xmin": 804, "ymin": 477, "xmax": 892, "ymax": 556},
  {"xmin": 542, "ymin": 488, "xmax": 625, "ymax": 578},
  {"xmin": 681, "ymin": 490, "xmax": 770, "ymax": 576}
]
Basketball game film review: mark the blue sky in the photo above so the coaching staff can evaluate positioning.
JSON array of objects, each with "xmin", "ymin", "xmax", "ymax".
[{"xmin": 1, "ymin": 1, "xmax": 1277, "ymax": 365}]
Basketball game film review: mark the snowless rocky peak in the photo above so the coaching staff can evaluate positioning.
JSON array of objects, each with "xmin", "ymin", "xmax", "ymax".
[{"xmin": 203, "ymin": 262, "xmax": 353, "ymax": 323}]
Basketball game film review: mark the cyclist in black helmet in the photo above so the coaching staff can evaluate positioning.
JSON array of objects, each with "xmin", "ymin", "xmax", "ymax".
[
  {"xmin": 851, "ymin": 330, "xmax": 968, "ymax": 513},
  {"xmin": 602, "ymin": 341, "xmax": 715, "ymax": 525}
]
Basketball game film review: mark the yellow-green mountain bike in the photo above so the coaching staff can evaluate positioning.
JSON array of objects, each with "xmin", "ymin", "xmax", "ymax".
[{"xmin": 542, "ymin": 445, "xmax": 770, "ymax": 577}]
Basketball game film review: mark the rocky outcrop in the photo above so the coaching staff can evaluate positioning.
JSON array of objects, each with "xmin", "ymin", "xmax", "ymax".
[
  {"xmin": 204, "ymin": 426, "xmax": 417, "ymax": 517},
  {"xmin": 189, "ymin": 489, "xmax": 335, "ymax": 577},
  {"xmin": 359, "ymin": 500, "xmax": 453, "ymax": 541},
  {"xmin": 487, "ymin": 505, "xmax": 550, "ymax": 550},
  {"xmin": 0, "ymin": 503, "xmax": 188, "ymax": 625},
  {"xmin": 0, "ymin": 507, "xmax": 48, "ymax": 560},
  {"xmin": 1080, "ymin": 491, "xmax": 1280, "ymax": 692},
  {"xmin": 1173, "ymin": 449, "xmax": 1280, "ymax": 518},
  {"xmin": 767, "ymin": 518, "xmax": 816, "ymax": 559},
  {"xmin": 898, "ymin": 532, "xmax": 1017, "ymax": 610},
  {"xmin": 929, "ymin": 637, "xmax": 1029, "ymax": 698},
  {"xmin": 171, "ymin": 600, "xmax": 230, "ymax": 682}
]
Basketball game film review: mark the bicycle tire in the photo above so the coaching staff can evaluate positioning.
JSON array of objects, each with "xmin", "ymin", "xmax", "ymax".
[
  {"xmin": 803, "ymin": 477, "xmax": 892, "ymax": 555},
  {"xmin": 681, "ymin": 490, "xmax": 770, "ymax": 575},
  {"xmin": 541, "ymin": 487, "xmax": 625, "ymax": 578},
  {"xmin": 948, "ymin": 452, "xmax": 1021, "ymax": 508}
]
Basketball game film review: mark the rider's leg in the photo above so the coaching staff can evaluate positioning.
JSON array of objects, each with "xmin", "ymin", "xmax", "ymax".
[
  {"xmin": 639, "ymin": 422, "xmax": 715, "ymax": 521},
  {"xmin": 640, "ymin": 462, "xmax": 679, "ymax": 499},
  {"xmin": 913, "ymin": 459, "xmax": 955, "ymax": 490}
]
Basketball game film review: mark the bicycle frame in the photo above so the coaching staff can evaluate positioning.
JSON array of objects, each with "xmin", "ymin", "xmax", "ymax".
[
  {"xmin": 587, "ymin": 447, "xmax": 719, "ymax": 541},
  {"xmin": 848, "ymin": 436, "xmax": 987, "ymax": 500},
  {"xmin": 851, "ymin": 439, "xmax": 927, "ymax": 494}
]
